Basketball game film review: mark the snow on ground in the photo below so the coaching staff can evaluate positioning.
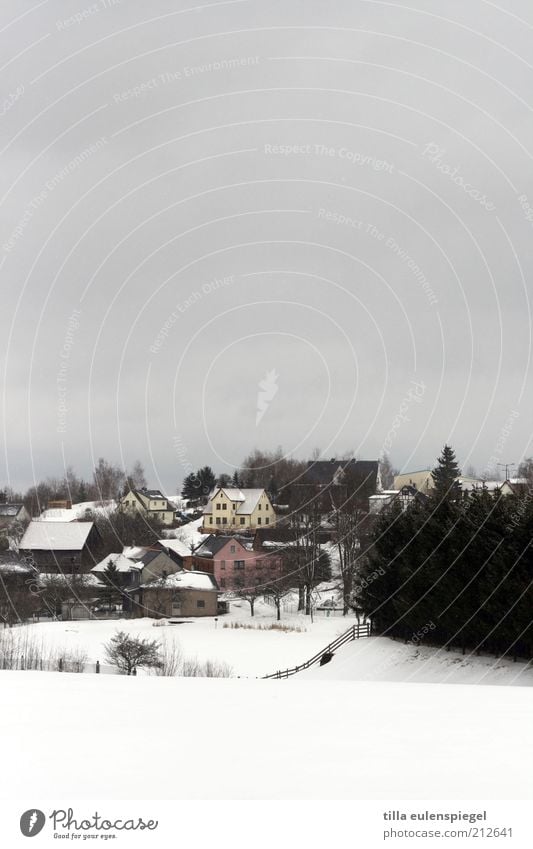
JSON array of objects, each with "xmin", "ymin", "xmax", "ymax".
[
  {"xmin": 302, "ymin": 635, "xmax": 533, "ymax": 686},
  {"xmin": 16, "ymin": 600, "xmax": 349, "ymax": 677},
  {"xmin": 1, "ymin": 671, "xmax": 531, "ymax": 799},
  {"xmin": 160, "ymin": 516, "xmax": 206, "ymax": 548},
  {"xmin": 39, "ymin": 500, "xmax": 116, "ymax": 522},
  {"xmin": 13, "ymin": 599, "xmax": 533, "ymax": 684}
]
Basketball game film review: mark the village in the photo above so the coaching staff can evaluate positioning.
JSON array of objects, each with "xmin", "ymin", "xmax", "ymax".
[{"xmin": 0, "ymin": 448, "xmax": 531, "ymax": 682}]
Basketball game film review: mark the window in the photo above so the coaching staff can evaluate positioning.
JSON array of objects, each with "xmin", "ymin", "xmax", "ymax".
[
  {"xmin": 196, "ymin": 600, "xmax": 205, "ymax": 608},
  {"xmin": 222, "ymin": 503, "xmax": 227, "ymax": 510},
  {"xmin": 216, "ymin": 503, "xmax": 221, "ymax": 510},
  {"xmin": 234, "ymin": 560, "xmax": 245, "ymax": 569},
  {"xmin": 220, "ymin": 578, "xmax": 226, "ymax": 588},
  {"xmin": 220, "ymin": 560, "xmax": 226, "ymax": 570},
  {"xmin": 216, "ymin": 517, "xmax": 221, "ymax": 525},
  {"xmin": 222, "ymin": 517, "xmax": 227, "ymax": 525},
  {"xmin": 258, "ymin": 504, "xmax": 262, "ymax": 510},
  {"xmin": 257, "ymin": 518, "xmax": 262, "ymax": 525},
  {"xmin": 230, "ymin": 545, "xmax": 236, "ymax": 553},
  {"xmin": 232, "ymin": 504, "xmax": 236, "ymax": 510},
  {"xmin": 265, "ymin": 518, "xmax": 269, "ymax": 525},
  {"xmin": 266, "ymin": 503, "xmax": 269, "ymax": 510},
  {"xmin": 240, "ymin": 518, "xmax": 245, "ymax": 525}
]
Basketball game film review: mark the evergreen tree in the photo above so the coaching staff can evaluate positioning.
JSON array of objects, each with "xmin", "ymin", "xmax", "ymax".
[{"xmin": 431, "ymin": 444, "xmax": 461, "ymax": 501}]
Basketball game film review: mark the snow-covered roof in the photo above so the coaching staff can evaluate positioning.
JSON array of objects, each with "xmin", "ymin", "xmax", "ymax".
[
  {"xmin": 203, "ymin": 487, "xmax": 265, "ymax": 515},
  {"xmin": 20, "ymin": 521, "xmax": 94, "ymax": 551},
  {"xmin": 36, "ymin": 572, "xmax": 103, "ymax": 587},
  {"xmin": 122, "ymin": 545, "xmax": 149, "ymax": 561},
  {"xmin": 91, "ymin": 553, "xmax": 140, "ymax": 573},
  {"xmin": 140, "ymin": 570, "xmax": 218, "ymax": 591},
  {"xmin": 158, "ymin": 538, "xmax": 191, "ymax": 558}
]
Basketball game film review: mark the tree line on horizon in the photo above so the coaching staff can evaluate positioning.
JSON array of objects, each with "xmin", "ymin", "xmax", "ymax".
[{"xmin": 357, "ymin": 445, "xmax": 533, "ymax": 660}]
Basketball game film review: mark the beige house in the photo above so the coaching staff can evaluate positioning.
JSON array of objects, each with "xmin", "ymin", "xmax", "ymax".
[
  {"xmin": 119, "ymin": 488, "xmax": 175, "ymax": 526},
  {"xmin": 202, "ymin": 487, "xmax": 276, "ymax": 532},
  {"xmin": 129, "ymin": 570, "xmax": 219, "ymax": 618},
  {"xmin": 394, "ymin": 469, "xmax": 435, "ymax": 495}
]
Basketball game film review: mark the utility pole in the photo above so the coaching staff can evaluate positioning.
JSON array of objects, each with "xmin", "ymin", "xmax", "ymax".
[{"xmin": 497, "ymin": 463, "xmax": 516, "ymax": 481}]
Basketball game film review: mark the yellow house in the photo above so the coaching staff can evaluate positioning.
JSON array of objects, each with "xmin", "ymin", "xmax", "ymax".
[
  {"xmin": 202, "ymin": 487, "xmax": 276, "ymax": 532},
  {"xmin": 119, "ymin": 488, "xmax": 176, "ymax": 526}
]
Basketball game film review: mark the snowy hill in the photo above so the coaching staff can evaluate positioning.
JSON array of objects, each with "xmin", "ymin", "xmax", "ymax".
[{"xmin": 0, "ymin": 671, "xmax": 531, "ymax": 800}]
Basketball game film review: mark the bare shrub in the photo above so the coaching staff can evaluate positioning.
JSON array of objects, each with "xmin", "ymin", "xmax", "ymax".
[
  {"xmin": 182, "ymin": 657, "xmax": 233, "ymax": 678},
  {"xmin": 154, "ymin": 635, "xmax": 183, "ymax": 676}
]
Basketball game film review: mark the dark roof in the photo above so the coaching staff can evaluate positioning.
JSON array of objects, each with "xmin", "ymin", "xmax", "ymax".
[
  {"xmin": 193, "ymin": 535, "xmax": 247, "ymax": 559},
  {"xmin": 0, "ymin": 503, "xmax": 24, "ymax": 517},
  {"xmin": 136, "ymin": 488, "xmax": 167, "ymax": 500},
  {"xmin": 303, "ymin": 459, "xmax": 379, "ymax": 489}
]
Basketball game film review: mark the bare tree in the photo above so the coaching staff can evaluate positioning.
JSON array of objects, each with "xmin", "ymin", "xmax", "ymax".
[
  {"xmin": 93, "ymin": 458, "xmax": 125, "ymax": 502},
  {"xmin": 379, "ymin": 453, "xmax": 396, "ymax": 490},
  {"xmin": 104, "ymin": 631, "xmax": 162, "ymax": 675},
  {"xmin": 126, "ymin": 461, "xmax": 147, "ymax": 491}
]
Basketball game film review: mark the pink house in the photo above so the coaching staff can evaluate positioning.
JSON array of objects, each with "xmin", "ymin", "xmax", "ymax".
[{"xmin": 189, "ymin": 535, "xmax": 283, "ymax": 591}]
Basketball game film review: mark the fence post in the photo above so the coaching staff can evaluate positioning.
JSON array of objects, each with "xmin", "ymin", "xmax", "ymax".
[{"xmin": 95, "ymin": 660, "xmax": 100, "ymax": 674}]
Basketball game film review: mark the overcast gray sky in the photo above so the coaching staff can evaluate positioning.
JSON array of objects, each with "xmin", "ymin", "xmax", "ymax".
[{"xmin": 1, "ymin": 0, "xmax": 533, "ymax": 493}]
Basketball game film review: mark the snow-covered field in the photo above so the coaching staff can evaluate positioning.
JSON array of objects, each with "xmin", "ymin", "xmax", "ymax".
[
  {"xmin": 12, "ymin": 599, "xmax": 533, "ymax": 684},
  {"xmin": 1, "ymin": 671, "xmax": 531, "ymax": 799},
  {"xmin": 2, "ymin": 600, "xmax": 533, "ymax": 800},
  {"xmin": 15, "ymin": 601, "xmax": 351, "ymax": 678}
]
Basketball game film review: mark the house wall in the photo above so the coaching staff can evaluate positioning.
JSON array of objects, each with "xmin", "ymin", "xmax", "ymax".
[
  {"xmin": 139, "ymin": 551, "xmax": 179, "ymax": 584},
  {"xmin": 203, "ymin": 490, "xmax": 276, "ymax": 531},
  {"xmin": 193, "ymin": 540, "xmax": 283, "ymax": 590},
  {"xmin": 136, "ymin": 588, "xmax": 218, "ymax": 618},
  {"xmin": 120, "ymin": 491, "xmax": 175, "ymax": 526}
]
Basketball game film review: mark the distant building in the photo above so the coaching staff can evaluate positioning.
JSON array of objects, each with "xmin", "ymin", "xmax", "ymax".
[
  {"xmin": 0, "ymin": 503, "xmax": 30, "ymax": 531},
  {"xmin": 129, "ymin": 570, "xmax": 220, "ymax": 618},
  {"xmin": 19, "ymin": 521, "xmax": 100, "ymax": 573},
  {"xmin": 189, "ymin": 534, "xmax": 282, "ymax": 591},
  {"xmin": 393, "ymin": 469, "xmax": 434, "ymax": 495},
  {"xmin": 91, "ymin": 547, "xmax": 180, "ymax": 588},
  {"xmin": 201, "ymin": 487, "xmax": 276, "ymax": 532},
  {"xmin": 119, "ymin": 488, "xmax": 176, "ymax": 526}
]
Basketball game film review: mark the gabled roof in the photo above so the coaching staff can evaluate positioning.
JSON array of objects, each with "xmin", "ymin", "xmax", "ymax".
[
  {"xmin": 303, "ymin": 459, "xmax": 379, "ymax": 490},
  {"xmin": 193, "ymin": 535, "xmax": 247, "ymax": 558},
  {"xmin": 139, "ymin": 570, "xmax": 219, "ymax": 592},
  {"xmin": 20, "ymin": 521, "xmax": 94, "ymax": 551},
  {"xmin": 158, "ymin": 538, "xmax": 190, "ymax": 558},
  {"xmin": 91, "ymin": 552, "xmax": 140, "ymax": 574},
  {"xmin": 203, "ymin": 487, "xmax": 266, "ymax": 514}
]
